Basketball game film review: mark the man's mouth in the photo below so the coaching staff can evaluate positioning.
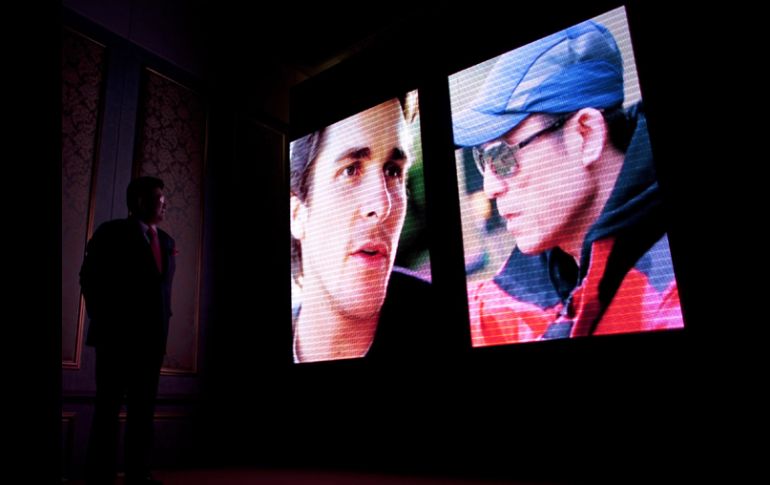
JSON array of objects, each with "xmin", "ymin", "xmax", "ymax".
[{"xmin": 353, "ymin": 242, "xmax": 388, "ymax": 258}]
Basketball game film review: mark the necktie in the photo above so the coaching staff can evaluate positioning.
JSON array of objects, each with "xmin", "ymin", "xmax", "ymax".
[{"xmin": 147, "ymin": 227, "xmax": 162, "ymax": 272}]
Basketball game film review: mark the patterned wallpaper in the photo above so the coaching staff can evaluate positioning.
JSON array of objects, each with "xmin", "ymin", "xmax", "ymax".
[
  {"xmin": 61, "ymin": 29, "xmax": 106, "ymax": 368},
  {"xmin": 134, "ymin": 69, "xmax": 206, "ymax": 374}
]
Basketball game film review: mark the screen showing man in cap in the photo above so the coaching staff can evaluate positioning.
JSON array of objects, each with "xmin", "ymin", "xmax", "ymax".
[{"xmin": 450, "ymin": 7, "xmax": 684, "ymax": 346}]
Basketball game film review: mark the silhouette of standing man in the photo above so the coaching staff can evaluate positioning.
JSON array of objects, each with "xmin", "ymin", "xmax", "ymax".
[{"xmin": 81, "ymin": 176, "xmax": 175, "ymax": 485}]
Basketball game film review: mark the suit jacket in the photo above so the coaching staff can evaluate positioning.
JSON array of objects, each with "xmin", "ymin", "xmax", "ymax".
[{"xmin": 80, "ymin": 217, "xmax": 176, "ymax": 356}]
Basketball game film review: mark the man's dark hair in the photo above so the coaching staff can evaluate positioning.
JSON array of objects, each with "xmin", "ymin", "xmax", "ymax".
[
  {"xmin": 290, "ymin": 130, "xmax": 325, "ymax": 282},
  {"xmin": 603, "ymin": 104, "xmax": 640, "ymax": 153},
  {"xmin": 290, "ymin": 131, "xmax": 325, "ymax": 205},
  {"xmin": 127, "ymin": 176, "xmax": 165, "ymax": 215}
]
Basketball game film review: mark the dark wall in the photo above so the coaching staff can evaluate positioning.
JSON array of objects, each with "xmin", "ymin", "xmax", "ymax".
[{"xmin": 62, "ymin": 0, "xmax": 207, "ymax": 79}]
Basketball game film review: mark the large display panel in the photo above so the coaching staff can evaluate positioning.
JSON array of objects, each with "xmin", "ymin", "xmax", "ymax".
[
  {"xmin": 449, "ymin": 6, "xmax": 685, "ymax": 347},
  {"xmin": 289, "ymin": 92, "xmax": 431, "ymax": 363}
]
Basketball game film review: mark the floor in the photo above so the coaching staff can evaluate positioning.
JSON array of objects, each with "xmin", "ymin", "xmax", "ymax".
[{"xmin": 62, "ymin": 468, "xmax": 552, "ymax": 485}]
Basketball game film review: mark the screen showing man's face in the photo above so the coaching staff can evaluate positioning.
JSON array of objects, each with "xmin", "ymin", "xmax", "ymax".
[
  {"xmin": 291, "ymin": 95, "xmax": 430, "ymax": 363},
  {"xmin": 449, "ymin": 7, "xmax": 684, "ymax": 347}
]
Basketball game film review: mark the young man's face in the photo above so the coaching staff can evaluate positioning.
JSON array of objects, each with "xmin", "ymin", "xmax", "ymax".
[
  {"xmin": 482, "ymin": 114, "xmax": 593, "ymax": 255},
  {"xmin": 292, "ymin": 99, "xmax": 410, "ymax": 321}
]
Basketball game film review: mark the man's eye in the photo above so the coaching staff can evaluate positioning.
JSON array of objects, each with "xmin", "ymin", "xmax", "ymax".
[
  {"xmin": 384, "ymin": 162, "xmax": 403, "ymax": 179},
  {"xmin": 499, "ymin": 152, "xmax": 517, "ymax": 175},
  {"xmin": 342, "ymin": 162, "xmax": 361, "ymax": 177}
]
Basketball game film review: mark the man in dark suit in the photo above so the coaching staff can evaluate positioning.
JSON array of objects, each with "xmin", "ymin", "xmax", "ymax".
[{"xmin": 80, "ymin": 176, "xmax": 175, "ymax": 485}]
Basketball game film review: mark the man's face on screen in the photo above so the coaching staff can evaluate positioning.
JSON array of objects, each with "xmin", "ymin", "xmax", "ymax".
[
  {"xmin": 482, "ymin": 114, "xmax": 592, "ymax": 255},
  {"xmin": 296, "ymin": 99, "xmax": 409, "ymax": 322}
]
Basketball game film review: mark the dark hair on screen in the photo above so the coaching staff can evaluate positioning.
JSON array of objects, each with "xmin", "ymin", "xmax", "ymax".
[
  {"xmin": 603, "ymin": 102, "xmax": 641, "ymax": 153},
  {"xmin": 127, "ymin": 176, "xmax": 165, "ymax": 215},
  {"xmin": 290, "ymin": 130, "xmax": 325, "ymax": 282}
]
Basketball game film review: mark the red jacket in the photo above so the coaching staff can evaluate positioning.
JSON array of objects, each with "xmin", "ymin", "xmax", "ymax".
[{"xmin": 468, "ymin": 235, "xmax": 683, "ymax": 346}]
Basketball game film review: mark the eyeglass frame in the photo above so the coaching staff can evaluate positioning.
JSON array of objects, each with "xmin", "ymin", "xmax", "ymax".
[{"xmin": 472, "ymin": 113, "xmax": 572, "ymax": 179}]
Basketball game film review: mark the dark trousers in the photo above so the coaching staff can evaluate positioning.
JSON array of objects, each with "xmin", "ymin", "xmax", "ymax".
[{"xmin": 85, "ymin": 346, "xmax": 164, "ymax": 484}]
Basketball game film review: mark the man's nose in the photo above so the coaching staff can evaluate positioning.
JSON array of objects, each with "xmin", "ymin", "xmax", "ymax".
[{"xmin": 359, "ymin": 173, "xmax": 392, "ymax": 221}]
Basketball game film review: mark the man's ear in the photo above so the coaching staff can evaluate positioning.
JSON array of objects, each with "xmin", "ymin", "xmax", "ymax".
[
  {"xmin": 290, "ymin": 195, "xmax": 307, "ymax": 241},
  {"xmin": 573, "ymin": 107, "xmax": 607, "ymax": 168}
]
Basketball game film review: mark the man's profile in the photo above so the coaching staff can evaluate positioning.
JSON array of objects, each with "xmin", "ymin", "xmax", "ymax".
[
  {"xmin": 450, "ymin": 9, "xmax": 684, "ymax": 346},
  {"xmin": 290, "ymin": 96, "xmax": 431, "ymax": 363}
]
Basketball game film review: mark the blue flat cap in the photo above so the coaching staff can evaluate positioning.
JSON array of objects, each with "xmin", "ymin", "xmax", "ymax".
[{"xmin": 452, "ymin": 20, "xmax": 624, "ymax": 147}]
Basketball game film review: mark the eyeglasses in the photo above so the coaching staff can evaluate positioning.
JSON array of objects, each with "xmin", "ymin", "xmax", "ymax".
[{"xmin": 473, "ymin": 114, "xmax": 570, "ymax": 178}]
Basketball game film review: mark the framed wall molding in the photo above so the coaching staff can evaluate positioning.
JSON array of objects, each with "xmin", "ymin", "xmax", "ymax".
[
  {"xmin": 133, "ymin": 67, "xmax": 207, "ymax": 375},
  {"xmin": 61, "ymin": 27, "xmax": 106, "ymax": 369}
]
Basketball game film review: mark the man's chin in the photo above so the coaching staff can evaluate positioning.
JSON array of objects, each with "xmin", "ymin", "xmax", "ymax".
[
  {"xmin": 514, "ymin": 239, "xmax": 532, "ymax": 254},
  {"xmin": 514, "ymin": 237, "xmax": 545, "ymax": 256},
  {"xmin": 334, "ymin": 292, "xmax": 387, "ymax": 321}
]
